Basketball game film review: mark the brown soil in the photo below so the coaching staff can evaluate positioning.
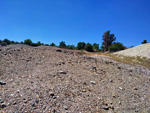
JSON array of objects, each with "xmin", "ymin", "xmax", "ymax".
[{"xmin": 0, "ymin": 45, "xmax": 150, "ymax": 113}]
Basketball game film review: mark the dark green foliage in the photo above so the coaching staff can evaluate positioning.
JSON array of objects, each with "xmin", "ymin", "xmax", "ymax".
[
  {"xmin": 44, "ymin": 44, "xmax": 49, "ymax": 46},
  {"xmin": 85, "ymin": 43, "xmax": 94, "ymax": 52},
  {"xmin": 24, "ymin": 39, "xmax": 32, "ymax": 45},
  {"xmin": 66, "ymin": 45, "xmax": 75, "ymax": 49},
  {"xmin": 37, "ymin": 41, "xmax": 42, "ymax": 46},
  {"xmin": 101, "ymin": 30, "xmax": 116, "ymax": 51},
  {"xmin": 12, "ymin": 42, "xmax": 19, "ymax": 44},
  {"xmin": 3, "ymin": 39, "xmax": 11, "ymax": 45},
  {"xmin": 30, "ymin": 43, "xmax": 38, "ymax": 47},
  {"xmin": 93, "ymin": 43, "xmax": 99, "ymax": 51},
  {"xmin": 108, "ymin": 42, "xmax": 125, "ymax": 52},
  {"xmin": 0, "ymin": 39, "xmax": 15, "ymax": 46},
  {"xmin": 142, "ymin": 40, "xmax": 147, "ymax": 44},
  {"xmin": 0, "ymin": 38, "xmax": 46, "ymax": 47},
  {"xmin": 50, "ymin": 43, "xmax": 56, "ymax": 46},
  {"xmin": 77, "ymin": 42, "xmax": 86, "ymax": 50},
  {"xmin": 59, "ymin": 41, "xmax": 66, "ymax": 48}
]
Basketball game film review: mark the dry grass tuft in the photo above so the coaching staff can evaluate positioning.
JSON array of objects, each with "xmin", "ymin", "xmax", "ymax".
[
  {"xmin": 81, "ymin": 51, "xmax": 150, "ymax": 70},
  {"xmin": 104, "ymin": 53, "xmax": 150, "ymax": 70}
]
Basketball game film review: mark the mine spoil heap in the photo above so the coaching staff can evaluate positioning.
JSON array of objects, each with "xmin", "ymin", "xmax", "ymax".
[{"xmin": 0, "ymin": 45, "xmax": 150, "ymax": 113}]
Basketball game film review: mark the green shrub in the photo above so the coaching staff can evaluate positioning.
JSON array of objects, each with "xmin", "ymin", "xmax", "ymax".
[
  {"xmin": 77, "ymin": 42, "xmax": 86, "ymax": 50},
  {"xmin": 59, "ymin": 41, "xmax": 66, "ymax": 48},
  {"xmin": 108, "ymin": 42, "xmax": 125, "ymax": 52},
  {"xmin": 24, "ymin": 39, "xmax": 32, "ymax": 45},
  {"xmin": 66, "ymin": 45, "xmax": 75, "ymax": 49},
  {"xmin": 142, "ymin": 40, "xmax": 147, "ymax": 44},
  {"xmin": 85, "ymin": 43, "xmax": 94, "ymax": 52},
  {"xmin": 50, "ymin": 43, "xmax": 56, "ymax": 46},
  {"xmin": 93, "ymin": 43, "xmax": 99, "ymax": 51}
]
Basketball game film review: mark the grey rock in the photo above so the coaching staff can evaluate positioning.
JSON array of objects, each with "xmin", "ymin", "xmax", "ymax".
[
  {"xmin": 0, "ymin": 104, "xmax": 7, "ymax": 108},
  {"xmin": 53, "ymin": 96, "xmax": 57, "ymax": 99},
  {"xmin": 0, "ymin": 81, "xmax": 6, "ymax": 85},
  {"xmin": 31, "ymin": 102, "xmax": 35, "ymax": 107},
  {"xmin": 35, "ymin": 99, "xmax": 39, "ymax": 104},
  {"xmin": 109, "ymin": 79, "xmax": 113, "ymax": 82},
  {"xmin": 56, "ymin": 50, "xmax": 62, "ymax": 52},
  {"xmin": 57, "ymin": 71, "xmax": 67, "ymax": 74},
  {"xmin": 0, "ymin": 98, "xmax": 4, "ymax": 103},
  {"xmin": 50, "ymin": 93, "xmax": 55, "ymax": 97},
  {"xmin": 103, "ymin": 106, "xmax": 109, "ymax": 110},
  {"xmin": 64, "ymin": 105, "xmax": 69, "ymax": 110},
  {"xmin": 90, "ymin": 81, "xmax": 96, "ymax": 84}
]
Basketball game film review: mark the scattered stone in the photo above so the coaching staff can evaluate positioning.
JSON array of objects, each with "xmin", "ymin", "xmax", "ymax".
[
  {"xmin": 119, "ymin": 87, "xmax": 123, "ymax": 90},
  {"xmin": 82, "ymin": 89, "xmax": 86, "ymax": 92},
  {"xmin": 31, "ymin": 102, "xmax": 35, "ymax": 107},
  {"xmin": 104, "ymin": 102, "xmax": 108, "ymax": 106},
  {"xmin": 53, "ymin": 96, "xmax": 57, "ymax": 99},
  {"xmin": 56, "ymin": 50, "xmax": 62, "ymax": 52},
  {"xmin": 0, "ymin": 44, "xmax": 149, "ymax": 112},
  {"xmin": 109, "ymin": 79, "xmax": 113, "ymax": 82},
  {"xmin": 62, "ymin": 62, "xmax": 65, "ymax": 64},
  {"xmin": 64, "ymin": 105, "xmax": 69, "ymax": 110},
  {"xmin": 35, "ymin": 99, "xmax": 39, "ymax": 104},
  {"xmin": 91, "ymin": 66, "xmax": 97, "ymax": 71},
  {"xmin": 57, "ymin": 71, "xmax": 67, "ymax": 74},
  {"xmin": 112, "ymin": 95, "xmax": 116, "ymax": 98},
  {"xmin": 103, "ymin": 106, "xmax": 109, "ymax": 110},
  {"xmin": 129, "ymin": 69, "xmax": 133, "ymax": 72},
  {"xmin": 13, "ymin": 102, "xmax": 17, "ymax": 105},
  {"xmin": 0, "ymin": 104, "xmax": 7, "ymax": 108},
  {"xmin": 89, "ymin": 66, "xmax": 97, "ymax": 72},
  {"xmin": 90, "ymin": 81, "xmax": 96, "ymax": 84},
  {"xmin": 118, "ymin": 66, "xmax": 121, "ymax": 69},
  {"xmin": 0, "ymin": 98, "xmax": 4, "ymax": 103},
  {"xmin": 50, "ymin": 93, "xmax": 55, "ymax": 97},
  {"xmin": 118, "ymin": 101, "xmax": 121, "ymax": 105},
  {"xmin": 0, "ymin": 81, "xmax": 6, "ymax": 85},
  {"xmin": 109, "ymin": 105, "xmax": 114, "ymax": 110},
  {"xmin": 134, "ymin": 87, "xmax": 138, "ymax": 90}
]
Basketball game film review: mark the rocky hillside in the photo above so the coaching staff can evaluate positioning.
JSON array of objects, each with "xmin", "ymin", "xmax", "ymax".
[
  {"xmin": 114, "ymin": 43, "xmax": 150, "ymax": 58},
  {"xmin": 0, "ymin": 45, "xmax": 150, "ymax": 113}
]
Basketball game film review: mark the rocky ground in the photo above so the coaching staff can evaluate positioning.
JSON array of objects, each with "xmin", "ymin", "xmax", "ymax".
[
  {"xmin": 114, "ymin": 43, "xmax": 150, "ymax": 58},
  {"xmin": 0, "ymin": 44, "xmax": 150, "ymax": 113}
]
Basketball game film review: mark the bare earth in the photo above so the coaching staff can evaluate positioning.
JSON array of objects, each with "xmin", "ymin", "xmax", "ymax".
[
  {"xmin": 114, "ymin": 43, "xmax": 150, "ymax": 58},
  {"xmin": 0, "ymin": 45, "xmax": 150, "ymax": 113}
]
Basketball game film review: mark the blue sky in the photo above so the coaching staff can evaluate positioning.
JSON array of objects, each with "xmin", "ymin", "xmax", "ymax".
[{"xmin": 0, "ymin": 0, "xmax": 150, "ymax": 47}]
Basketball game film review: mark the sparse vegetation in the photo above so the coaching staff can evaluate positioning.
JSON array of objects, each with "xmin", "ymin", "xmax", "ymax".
[
  {"xmin": 66, "ymin": 45, "xmax": 75, "ymax": 49},
  {"xmin": 85, "ymin": 43, "xmax": 94, "ymax": 52},
  {"xmin": 108, "ymin": 42, "xmax": 125, "ymax": 52},
  {"xmin": 50, "ymin": 43, "xmax": 56, "ymax": 46},
  {"xmin": 105, "ymin": 53, "xmax": 150, "ymax": 70},
  {"xmin": 142, "ymin": 40, "xmax": 147, "ymax": 44},
  {"xmin": 77, "ymin": 42, "xmax": 86, "ymax": 50},
  {"xmin": 93, "ymin": 43, "xmax": 99, "ymax": 51},
  {"xmin": 24, "ymin": 39, "xmax": 32, "ymax": 46},
  {"xmin": 101, "ymin": 30, "xmax": 116, "ymax": 52},
  {"xmin": 0, "ymin": 38, "xmax": 20, "ymax": 46},
  {"xmin": 59, "ymin": 41, "xmax": 66, "ymax": 48}
]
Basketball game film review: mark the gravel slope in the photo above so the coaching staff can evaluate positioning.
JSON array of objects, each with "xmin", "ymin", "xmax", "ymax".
[
  {"xmin": 0, "ymin": 45, "xmax": 150, "ymax": 113},
  {"xmin": 114, "ymin": 43, "xmax": 150, "ymax": 58}
]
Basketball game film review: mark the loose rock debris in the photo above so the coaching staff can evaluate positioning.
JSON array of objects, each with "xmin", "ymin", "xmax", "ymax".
[{"xmin": 0, "ymin": 44, "xmax": 150, "ymax": 112}]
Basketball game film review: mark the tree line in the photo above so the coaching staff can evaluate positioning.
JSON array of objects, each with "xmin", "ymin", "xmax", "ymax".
[
  {"xmin": 0, "ymin": 30, "xmax": 148, "ymax": 52},
  {"xmin": 0, "ymin": 38, "xmax": 99, "ymax": 52}
]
